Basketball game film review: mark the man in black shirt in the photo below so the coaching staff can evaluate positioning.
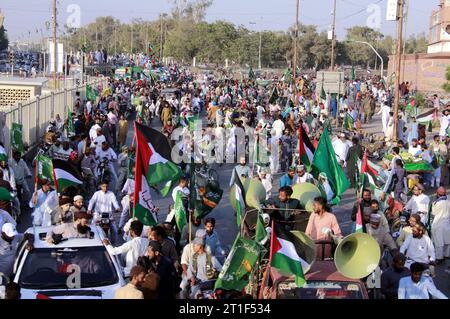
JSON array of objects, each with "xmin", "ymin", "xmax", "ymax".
[
  {"xmin": 266, "ymin": 186, "xmax": 303, "ymax": 230},
  {"xmin": 143, "ymin": 240, "xmax": 179, "ymax": 300},
  {"xmin": 381, "ymin": 253, "xmax": 410, "ymax": 299}
]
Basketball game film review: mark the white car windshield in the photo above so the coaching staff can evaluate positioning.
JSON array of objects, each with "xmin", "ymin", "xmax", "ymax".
[{"xmin": 19, "ymin": 246, "xmax": 119, "ymax": 290}]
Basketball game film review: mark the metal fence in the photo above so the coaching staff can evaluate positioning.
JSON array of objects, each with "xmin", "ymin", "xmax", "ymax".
[{"xmin": 0, "ymin": 76, "xmax": 108, "ymax": 151}]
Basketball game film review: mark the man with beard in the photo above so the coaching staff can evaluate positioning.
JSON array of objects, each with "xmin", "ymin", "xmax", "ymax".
[
  {"xmin": 381, "ymin": 253, "xmax": 410, "ymax": 299},
  {"xmin": 69, "ymin": 195, "xmax": 87, "ymax": 216},
  {"xmin": 45, "ymin": 211, "xmax": 92, "ymax": 243},
  {"xmin": 204, "ymin": 218, "xmax": 226, "ymax": 260},
  {"xmin": 366, "ymin": 214, "xmax": 398, "ymax": 255},
  {"xmin": 400, "ymin": 223, "xmax": 436, "ymax": 269},
  {"xmin": 139, "ymin": 240, "xmax": 178, "ymax": 299}
]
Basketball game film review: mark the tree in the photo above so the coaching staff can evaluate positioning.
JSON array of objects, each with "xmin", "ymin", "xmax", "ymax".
[
  {"xmin": 169, "ymin": 0, "xmax": 213, "ymax": 23},
  {"xmin": 0, "ymin": 26, "xmax": 8, "ymax": 51},
  {"xmin": 443, "ymin": 66, "xmax": 450, "ymax": 93},
  {"xmin": 404, "ymin": 33, "xmax": 428, "ymax": 54}
]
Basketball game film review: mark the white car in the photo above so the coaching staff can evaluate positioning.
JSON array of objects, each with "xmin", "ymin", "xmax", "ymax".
[{"xmin": 12, "ymin": 225, "xmax": 125, "ymax": 299}]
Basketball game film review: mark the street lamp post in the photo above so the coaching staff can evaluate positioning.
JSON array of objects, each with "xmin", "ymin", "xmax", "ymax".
[{"xmin": 346, "ymin": 40, "xmax": 384, "ymax": 78}]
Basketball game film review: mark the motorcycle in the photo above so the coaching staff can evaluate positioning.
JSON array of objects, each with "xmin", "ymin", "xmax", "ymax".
[
  {"xmin": 97, "ymin": 211, "xmax": 118, "ymax": 245},
  {"xmin": 96, "ymin": 158, "xmax": 111, "ymax": 185}
]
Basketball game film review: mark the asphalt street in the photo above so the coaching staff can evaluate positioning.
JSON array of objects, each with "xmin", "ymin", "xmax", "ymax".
[{"xmin": 17, "ymin": 110, "xmax": 450, "ymax": 297}]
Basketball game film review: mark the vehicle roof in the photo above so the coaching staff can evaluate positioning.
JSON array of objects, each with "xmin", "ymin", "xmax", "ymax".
[
  {"xmin": 271, "ymin": 261, "xmax": 364, "ymax": 284},
  {"xmin": 25, "ymin": 225, "xmax": 105, "ymax": 249}
]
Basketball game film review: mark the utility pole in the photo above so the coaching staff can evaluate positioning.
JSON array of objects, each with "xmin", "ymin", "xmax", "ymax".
[
  {"xmin": 393, "ymin": 0, "xmax": 404, "ymax": 142},
  {"xmin": 130, "ymin": 24, "xmax": 134, "ymax": 54},
  {"xmin": 330, "ymin": 0, "xmax": 337, "ymax": 71},
  {"xmin": 160, "ymin": 14, "xmax": 164, "ymax": 61},
  {"xmin": 53, "ymin": 0, "xmax": 58, "ymax": 89},
  {"xmin": 293, "ymin": 0, "xmax": 299, "ymax": 103}
]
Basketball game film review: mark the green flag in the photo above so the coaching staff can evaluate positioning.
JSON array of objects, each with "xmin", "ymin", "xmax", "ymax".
[
  {"xmin": 255, "ymin": 211, "xmax": 267, "ymax": 243},
  {"xmin": 187, "ymin": 114, "xmax": 200, "ymax": 132},
  {"xmin": 269, "ymin": 87, "xmax": 279, "ymax": 104},
  {"xmin": 159, "ymin": 180, "xmax": 173, "ymax": 197},
  {"xmin": 343, "ymin": 113, "xmax": 355, "ymax": 131},
  {"xmin": 248, "ymin": 67, "xmax": 256, "ymax": 80},
  {"xmin": 311, "ymin": 127, "xmax": 350, "ymax": 204},
  {"xmin": 86, "ymin": 84, "xmax": 98, "ymax": 102},
  {"xmin": 174, "ymin": 191, "xmax": 187, "ymax": 233},
  {"xmin": 36, "ymin": 154, "xmax": 54, "ymax": 185},
  {"xmin": 214, "ymin": 235, "xmax": 263, "ymax": 291},
  {"xmin": 67, "ymin": 112, "xmax": 75, "ymax": 137},
  {"xmin": 351, "ymin": 65, "xmax": 356, "ymax": 81},
  {"xmin": 320, "ymin": 85, "xmax": 327, "ymax": 100},
  {"xmin": 11, "ymin": 123, "xmax": 24, "ymax": 154}
]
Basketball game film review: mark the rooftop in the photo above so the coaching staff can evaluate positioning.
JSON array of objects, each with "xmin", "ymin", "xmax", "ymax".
[{"xmin": 0, "ymin": 77, "xmax": 48, "ymax": 86}]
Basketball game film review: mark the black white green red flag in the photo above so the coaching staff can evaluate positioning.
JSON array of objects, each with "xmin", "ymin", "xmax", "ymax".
[
  {"xmin": 52, "ymin": 159, "xmax": 83, "ymax": 193},
  {"xmin": 269, "ymin": 222, "xmax": 308, "ymax": 287},
  {"xmin": 298, "ymin": 125, "xmax": 315, "ymax": 168}
]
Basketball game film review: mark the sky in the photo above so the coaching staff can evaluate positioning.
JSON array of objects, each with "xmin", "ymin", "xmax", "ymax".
[{"xmin": 0, "ymin": 0, "xmax": 439, "ymax": 43}]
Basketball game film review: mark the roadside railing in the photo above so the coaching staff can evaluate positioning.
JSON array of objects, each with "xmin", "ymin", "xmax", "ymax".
[{"xmin": 0, "ymin": 76, "xmax": 108, "ymax": 151}]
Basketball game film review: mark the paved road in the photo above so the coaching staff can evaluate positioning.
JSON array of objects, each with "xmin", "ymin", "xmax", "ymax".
[{"xmin": 18, "ymin": 110, "xmax": 450, "ymax": 297}]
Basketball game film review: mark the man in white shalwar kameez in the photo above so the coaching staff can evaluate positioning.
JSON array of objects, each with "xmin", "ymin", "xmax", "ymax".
[
  {"xmin": 431, "ymin": 187, "xmax": 450, "ymax": 262},
  {"xmin": 377, "ymin": 102, "xmax": 391, "ymax": 135}
]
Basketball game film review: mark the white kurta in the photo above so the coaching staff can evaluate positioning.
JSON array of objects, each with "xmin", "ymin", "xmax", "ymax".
[{"xmin": 431, "ymin": 199, "xmax": 450, "ymax": 250}]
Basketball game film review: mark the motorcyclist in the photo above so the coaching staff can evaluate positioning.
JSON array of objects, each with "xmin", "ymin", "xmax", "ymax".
[{"xmin": 96, "ymin": 142, "xmax": 118, "ymax": 190}]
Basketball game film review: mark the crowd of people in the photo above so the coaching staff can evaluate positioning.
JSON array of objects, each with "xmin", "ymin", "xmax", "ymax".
[{"xmin": 0, "ymin": 55, "xmax": 449, "ymax": 300}]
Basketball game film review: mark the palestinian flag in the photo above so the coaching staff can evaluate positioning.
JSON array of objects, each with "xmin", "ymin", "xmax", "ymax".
[
  {"xmin": 52, "ymin": 160, "xmax": 83, "ymax": 193},
  {"xmin": 255, "ymin": 210, "xmax": 267, "ymax": 243},
  {"xmin": 416, "ymin": 109, "xmax": 435, "ymax": 124},
  {"xmin": 234, "ymin": 170, "xmax": 246, "ymax": 227},
  {"xmin": 134, "ymin": 122, "xmax": 182, "ymax": 186},
  {"xmin": 355, "ymin": 199, "xmax": 364, "ymax": 233},
  {"xmin": 270, "ymin": 222, "xmax": 307, "ymax": 287},
  {"xmin": 298, "ymin": 125, "xmax": 315, "ymax": 168},
  {"xmin": 343, "ymin": 112, "xmax": 355, "ymax": 131},
  {"xmin": 134, "ymin": 122, "xmax": 181, "ymax": 226}
]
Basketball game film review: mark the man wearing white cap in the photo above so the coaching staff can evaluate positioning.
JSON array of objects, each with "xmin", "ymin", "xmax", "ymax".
[
  {"xmin": 0, "ymin": 223, "xmax": 32, "ymax": 278},
  {"xmin": 69, "ymin": 195, "xmax": 87, "ymax": 216},
  {"xmin": 294, "ymin": 165, "xmax": 314, "ymax": 184}
]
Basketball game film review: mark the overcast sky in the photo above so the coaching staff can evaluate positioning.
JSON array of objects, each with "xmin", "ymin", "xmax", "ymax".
[{"xmin": 1, "ymin": 0, "xmax": 439, "ymax": 42}]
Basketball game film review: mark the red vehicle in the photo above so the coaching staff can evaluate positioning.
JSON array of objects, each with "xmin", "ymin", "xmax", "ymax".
[{"xmin": 259, "ymin": 261, "xmax": 369, "ymax": 300}]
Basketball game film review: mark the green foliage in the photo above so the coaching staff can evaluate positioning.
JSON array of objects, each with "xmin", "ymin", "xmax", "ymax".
[
  {"xmin": 63, "ymin": 9, "xmax": 430, "ymax": 70},
  {"xmin": 443, "ymin": 66, "xmax": 450, "ymax": 93}
]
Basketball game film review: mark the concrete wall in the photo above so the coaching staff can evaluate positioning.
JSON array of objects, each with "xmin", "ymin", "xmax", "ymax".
[{"xmin": 387, "ymin": 53, "xmax": 450, "ymax": 94}]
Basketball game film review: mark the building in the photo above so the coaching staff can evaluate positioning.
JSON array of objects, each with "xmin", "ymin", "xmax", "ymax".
[
  {"xmin": 388, "ymin": 0, "xmax": 450, "ymax": 94},
  {"xmin": 0, "ymin": 77, "xmax": 48, "ymax": 109}
]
